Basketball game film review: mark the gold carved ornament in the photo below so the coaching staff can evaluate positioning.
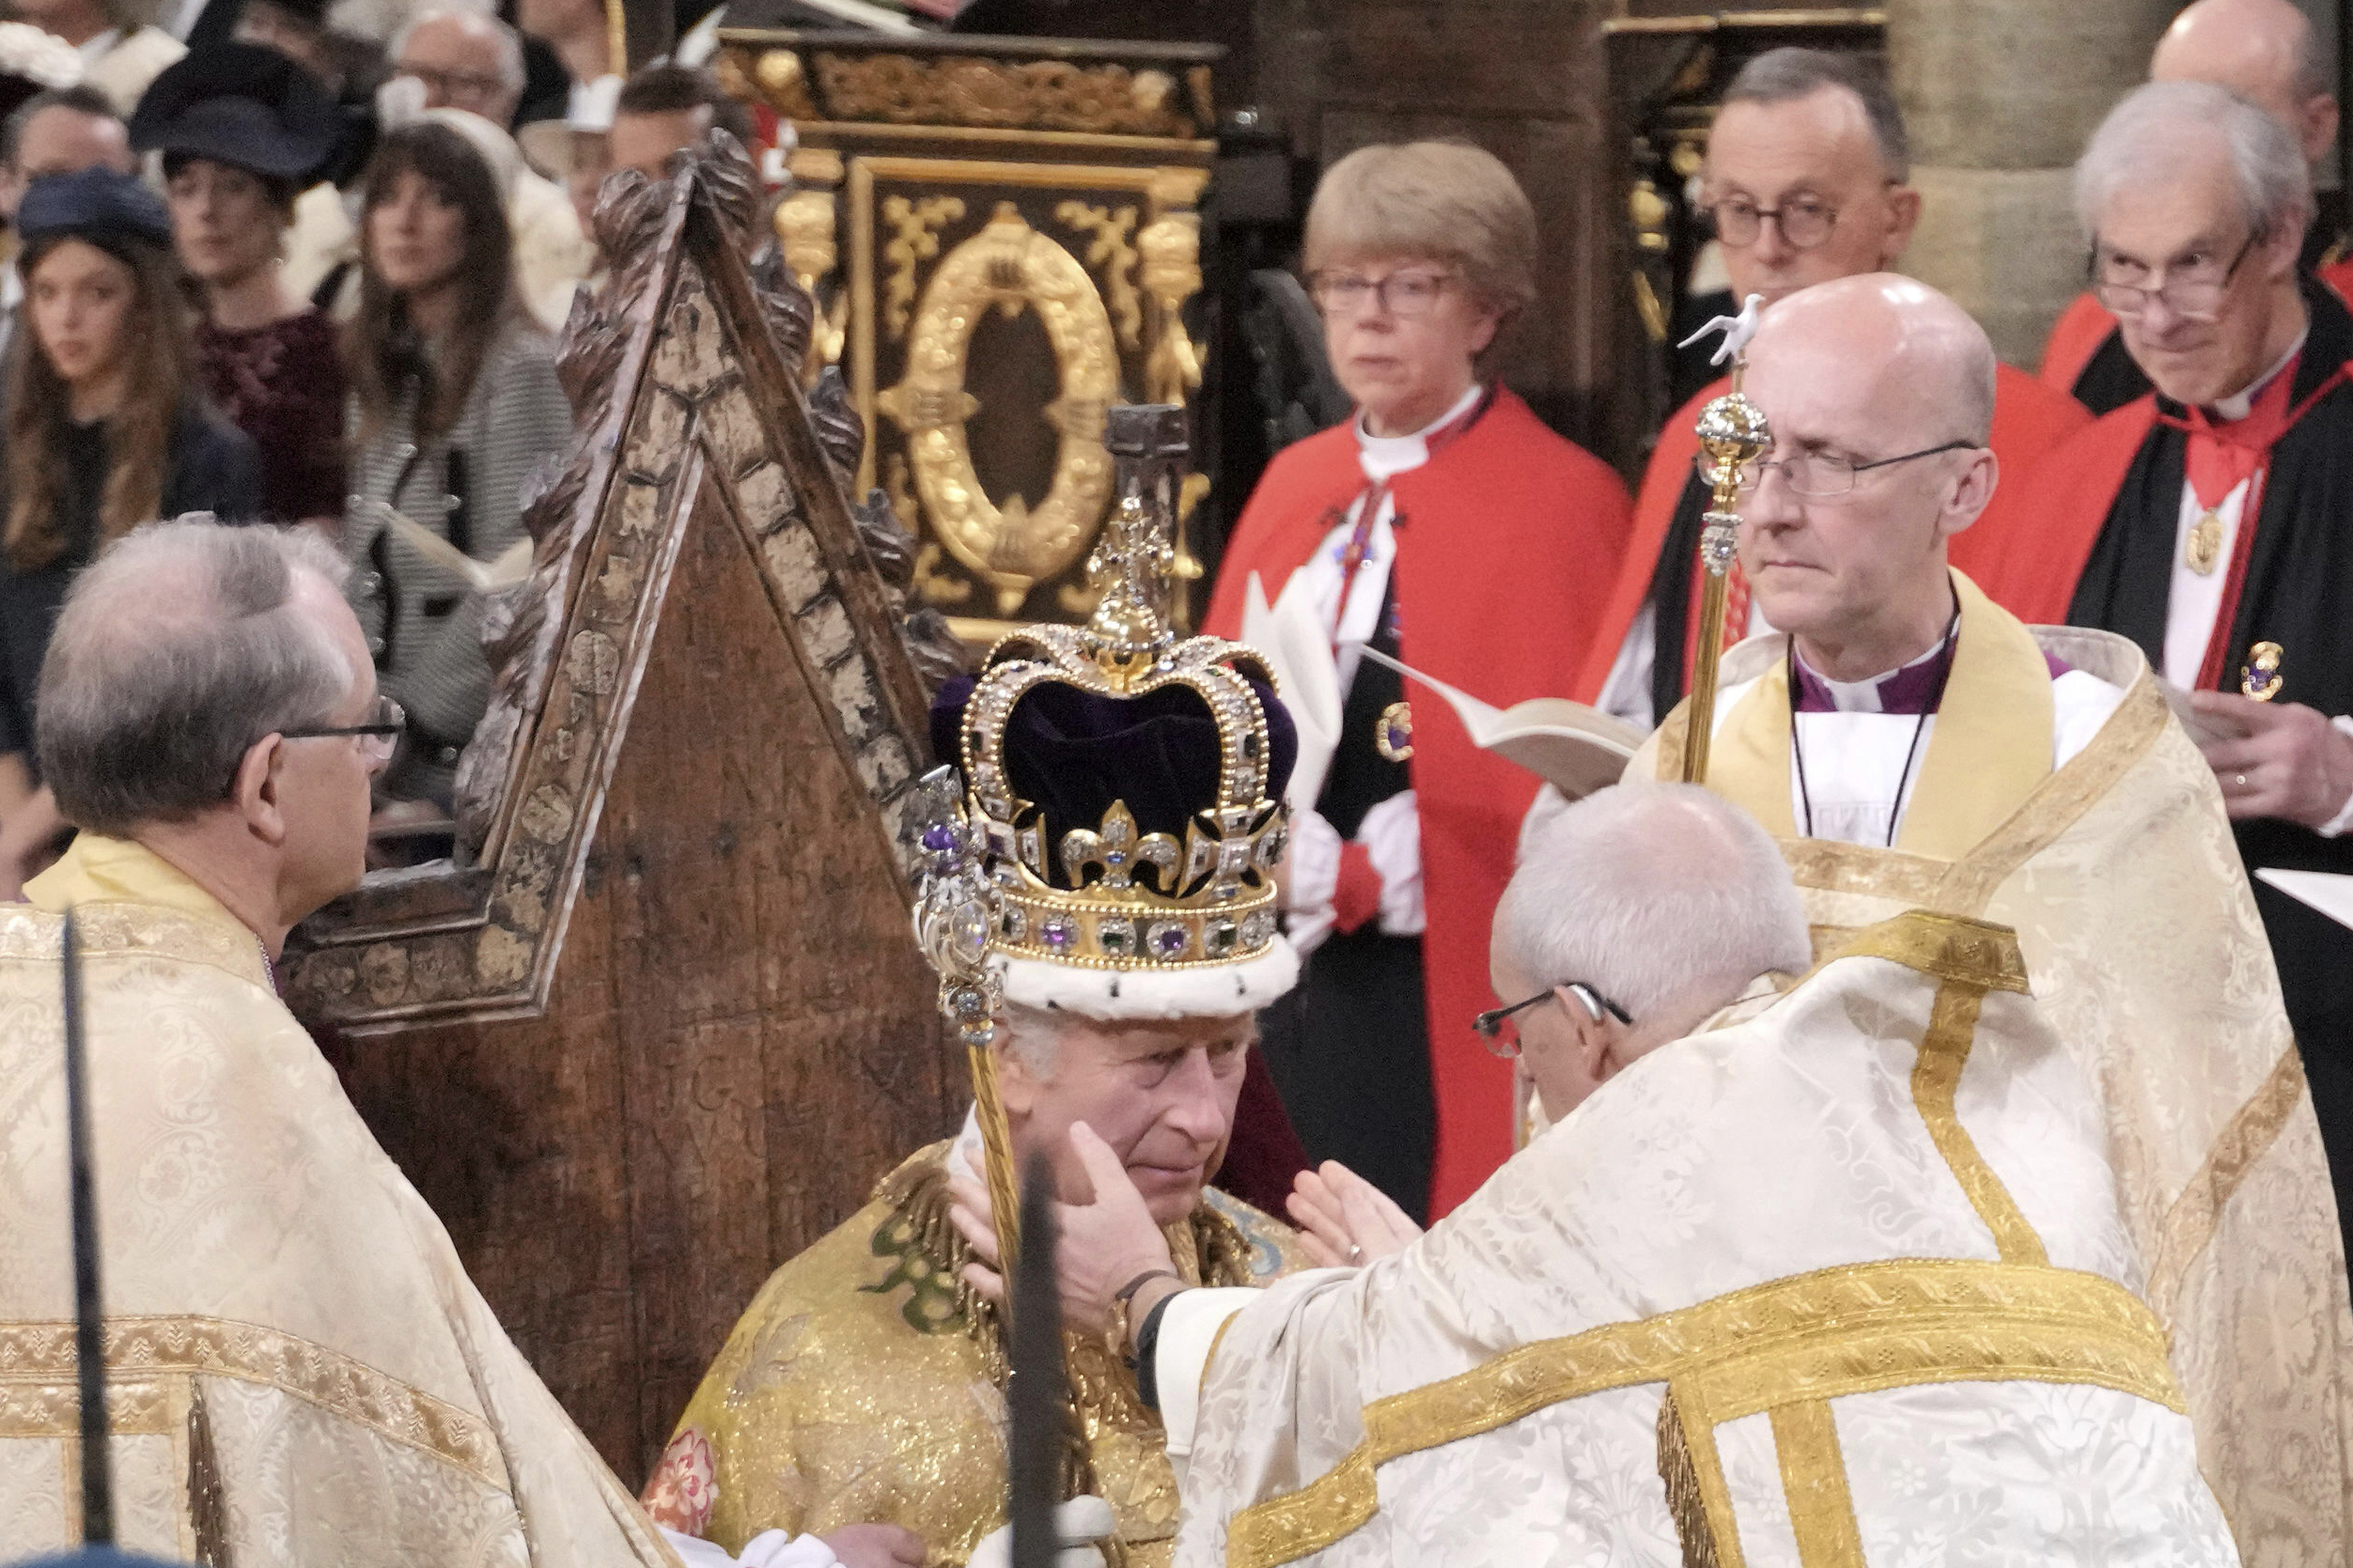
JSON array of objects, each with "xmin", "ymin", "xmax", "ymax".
[
  {"xmin": 810, "ymin": 52, "xmax": 1199, "ymax": 139},
  {"xmin": 773, "ymin": 188, "xmax": 847, "ymax": 381},
  {"xmin": 880, "ymin": 194, "xmax": 964, "ymax": 342},
  {"xmin": 878, "ymin": 201, "xmax": 1120, "ymax": 619},
  {"xmin": 1055, "ymin": 201, "xmax": 1143, "ymax": 347},
  {"xmin": 1138, "ymin": 212, "xmax": 1204, "ymax": 408}
]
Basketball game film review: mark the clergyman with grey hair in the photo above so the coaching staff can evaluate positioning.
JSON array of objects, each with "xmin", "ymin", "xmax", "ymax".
[
  {"xmin": 2006, "ymin": 69, "xmax": 2353, "ymax": 1284},
  {"xmin": 1053, "ymin": 781, "xmax": 2236, "ymax": 1563},
  {"xmin": 0, "ymin": 517, "xmax": 696, "ymax": 1565}
]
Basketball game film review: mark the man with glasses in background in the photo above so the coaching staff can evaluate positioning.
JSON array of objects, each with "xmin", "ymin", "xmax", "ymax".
[
  {"xmin": 1575, "ymin": 45, "xmax": 2091, "ymax": 733},
  {"xmin": 2039, "ymin": 0, "xmax": 2353, "ymax": 414},
  {"xmin": 1997, "ymin": 80, "xmax": 2353, "ymax": 1287}
]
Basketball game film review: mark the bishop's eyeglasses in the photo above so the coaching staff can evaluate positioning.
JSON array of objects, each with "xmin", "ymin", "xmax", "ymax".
[
  {"xmin": 1473, "ymin": 984, "xmax": 1633, "ymax": 1059},
  {"xmin": 1693, "ymin": 440, "xmax": 1981, "ymax": 500},
  {"xmin": 2090, "ymin": 230, "xmax": 2258, "ymax": 321},
  {"xmin": 280, "ymin": 695, "xmax": 408, "ymax": 769}
]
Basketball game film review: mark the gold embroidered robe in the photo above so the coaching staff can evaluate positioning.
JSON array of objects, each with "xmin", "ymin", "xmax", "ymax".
[
  {"xmin": 0, "ymin": 834, "xmax": 681, "ymax": 1566},
  {"xmin": 1632, "ymin": 571, "xmax": 2353, "ymax": 1561},
  {"xmin": 645, "ymin": 1142, "xmax": 1307, "ymax": 1567},
  {"xmin": 1175, "ymin": 912, "xmax": 2234, "ymax": 1567}
]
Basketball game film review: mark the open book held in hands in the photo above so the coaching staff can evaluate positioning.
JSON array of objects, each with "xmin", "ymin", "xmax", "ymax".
[{"xmin": 1357, "ymin": 646, "xmax": 1644, "ymax": 800}]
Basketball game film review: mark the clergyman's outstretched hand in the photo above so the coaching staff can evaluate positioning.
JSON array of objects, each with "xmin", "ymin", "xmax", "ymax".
[{"xmin": 1286, "ymin": 1160, "xmax": 1423, "ymax": 1268}]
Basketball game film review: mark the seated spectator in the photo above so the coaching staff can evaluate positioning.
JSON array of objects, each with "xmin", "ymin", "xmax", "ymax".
[
  {"xmin": 0, "ymin": 167, "xmax": 262, "ymax": 893},
  {"xmin": 132, "ymin": 43, "xmax": 349, "ymax": 525},
  {"xmin": 570, "ymin": 63, "xmax": 755, "ymax": 243},
  {"xmin": 388, "ymin": 6, "xmax": 587, "ymax": 325},
  {"xmin": 0, "ymin": 84, "xmax": 129, "ymax": 365},
  {"xmin": 342, "ymin": 119, "xmax": 570, "ymax": 815},
  {"xmin": 13, "ymin": 0, "xmax": 183, "ymax": 115}
]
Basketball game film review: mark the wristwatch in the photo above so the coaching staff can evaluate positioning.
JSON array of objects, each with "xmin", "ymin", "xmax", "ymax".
[{"xmin": 1106, "ymin": 1267, "xmax": 1179, "ymax": 1364}]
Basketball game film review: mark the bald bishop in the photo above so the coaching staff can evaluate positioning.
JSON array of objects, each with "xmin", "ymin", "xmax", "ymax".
[{"xmin": 1621, "ymin": 273, "xmax": 2353, "ymax": 1561}]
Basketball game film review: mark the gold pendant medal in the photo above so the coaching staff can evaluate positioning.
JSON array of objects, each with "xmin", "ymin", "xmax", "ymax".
[
  {"xmin": 1375, "ymin": 701, "xmax": 1413, "ymax": 762},
  {"xmin": 2242, "ymin": 641, "xmax": 2284, "ymax": 702},
  {"xmin": 2185, "ymin": 509, "xmax": 2224, "ymax": 575}
]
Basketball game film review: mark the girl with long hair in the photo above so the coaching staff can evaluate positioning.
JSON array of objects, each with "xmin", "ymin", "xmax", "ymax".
[
  {"xmin": 0, "ymin": 165, "xmax": 262, "ymax": 893},
  {"xmin": 132, "ymin": 42, "xmax": 350, "ymax": 525},
  {"xmin": 342, "ymin": 113, "xmax": 569, "ymax": 814}
]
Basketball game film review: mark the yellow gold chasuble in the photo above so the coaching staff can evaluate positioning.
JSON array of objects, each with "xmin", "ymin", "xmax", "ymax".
[
  {"xmin": 648, "ymin": 1142, "xmax": 1307, "ymax": 1567},
  {"xmin": 1630, "ymin": 575, "xmax": 2353, "ymax": 1562},
  {"xmin": 0, "ymin": 835, "xmax": 683, "ymax": 1567}
]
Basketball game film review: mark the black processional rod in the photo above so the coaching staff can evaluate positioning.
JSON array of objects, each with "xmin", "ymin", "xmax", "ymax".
[
  {"xmin": 1006, "ymin": 1152, "xmax": 1064, "ymax": 1568},
  {"xmin": 62, "ymin": 908, "xmax": 113, "ymax": 1545}
]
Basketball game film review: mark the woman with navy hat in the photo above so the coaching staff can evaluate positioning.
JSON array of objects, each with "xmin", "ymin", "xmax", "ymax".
[
  {"xmin": 0, "ymin": 164, "xmax": 262, "ymax": 893},
  {"xmin": 131, "ymin": 42, "xmax": 347, "ymax": 526}
]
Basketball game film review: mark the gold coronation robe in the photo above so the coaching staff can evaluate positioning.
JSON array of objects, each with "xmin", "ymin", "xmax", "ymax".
[
  {"xmin": 1632, "ymin": 571, "xmax": 2353, "ymax": 1560},
  {"xmin": 647, "ymin": 1141, "xmax": 1307, "ymax": 1566},
  {"xmin": 0, "ymin": 835, "xmax": 681, "ymax": 1565}
]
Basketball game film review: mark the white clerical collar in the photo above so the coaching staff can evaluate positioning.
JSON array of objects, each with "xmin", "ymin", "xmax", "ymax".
[
  {"xmin": 75, "ymin": 27, "xmax": 119, "ymax": 63},
  {"xmin": 1793, "ymin": 625, "xmax": 1956, "ymax": 715},
  {"xmin": 1353, "ymin": 382, "xmax": 1483, "ymax": 484},
  {"xmin": 2208, "ymin": 329, "xmax": 2308, "ymax": 421}
]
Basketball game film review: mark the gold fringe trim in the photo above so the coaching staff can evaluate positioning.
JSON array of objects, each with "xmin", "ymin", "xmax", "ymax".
[
  {"xmin": 1656, "ymin": 1386, "xmax": 1720, "ymax": 1568},
  {"xmin": 188, "ymin": 1376, "xmax": 230, "ymax": 1567},
  {"xmin": 1222, "ymin": 1259, "xmax": 2181, "ymax": 1568}
]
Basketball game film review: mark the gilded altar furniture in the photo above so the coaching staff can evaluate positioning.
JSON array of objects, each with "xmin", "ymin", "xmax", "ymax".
[
  {"xmin": 279, "ymin": 137, "xmax": 965, "ymax": 1484},
  {"xmin": 714, "ymin": 28, "xmax": 1220, "ymax": 642}
]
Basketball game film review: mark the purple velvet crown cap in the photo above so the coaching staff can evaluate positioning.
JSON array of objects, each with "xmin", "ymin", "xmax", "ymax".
[{"xmin": 929, "ymin": 669, "xmax": 1297, "ymax": 893}]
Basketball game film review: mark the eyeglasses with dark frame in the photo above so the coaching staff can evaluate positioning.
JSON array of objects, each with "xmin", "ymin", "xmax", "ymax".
[
  {"xmin": 1705, "ymin": 193, "xmax": 1841, "ymax": 251},
  {"xmin": 1473, "ymin": 983, "xmax": 1633, "ymax": 1060},
  {"xmin": 1308, "ymin": 268, "xmax": 1459, "ymax": 320},
  {"xmin": 1701, "ymin": 439, "xmax": 1981, "ymax": 501},
  {"xmin": 279, "ymin": 695, "xmax": 408, "ymax": 769},
  {"xmin": 2090, "ymin": 229, "xmax": 2261, "ymax": 322}
]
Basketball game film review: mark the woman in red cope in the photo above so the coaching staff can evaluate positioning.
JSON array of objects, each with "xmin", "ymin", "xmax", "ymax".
[{"xmin": 1204, "ymin": 142, "xmax": 1632, "ymax": 1221}]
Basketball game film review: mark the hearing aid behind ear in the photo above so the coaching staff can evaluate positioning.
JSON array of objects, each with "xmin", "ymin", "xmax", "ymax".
[{"xmin": 1566, "ymin": 983, "xmax": 1608, "ymax": 1023}]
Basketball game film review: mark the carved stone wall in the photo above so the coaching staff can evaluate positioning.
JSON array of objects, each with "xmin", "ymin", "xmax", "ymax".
[
  {"xmin": 287, "ymin": 137, "xmax": 964, "ymax": 1481},
  {"xmin": 1887, "ymin": 0, "xmax": 2178, "ymax": 367}
]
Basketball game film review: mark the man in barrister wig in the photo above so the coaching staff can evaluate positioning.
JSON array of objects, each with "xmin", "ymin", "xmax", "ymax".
[
  {"xmin": 1203, "ymin": 141, "xmax": 1633, "ymax": 1222},
  {"xmin": 1014, "ymin": 786, "xmax": 2238, "ymax": 1566},
  {"xmin": 2038, "ymin": 0, "xmax": 2353, "ymax": 414},
  {"xmin": 0, "ymin": 520, "xmax": 685, "ymax": 1565},
  {"xmin": 647, "ymin": 497, "xmax": 1308, "ymax": 1567},
  {"xmin": 1579, "ymin": 46, "xmax": 2091, "ymax": 734},
  {"xmin": 1995, "ymin": 80, "xmax": 2353, "ymax": 1299},
  {"xmin": 1626, "ymin": 270, "xmax": 2353, "ymax": 1559}
]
